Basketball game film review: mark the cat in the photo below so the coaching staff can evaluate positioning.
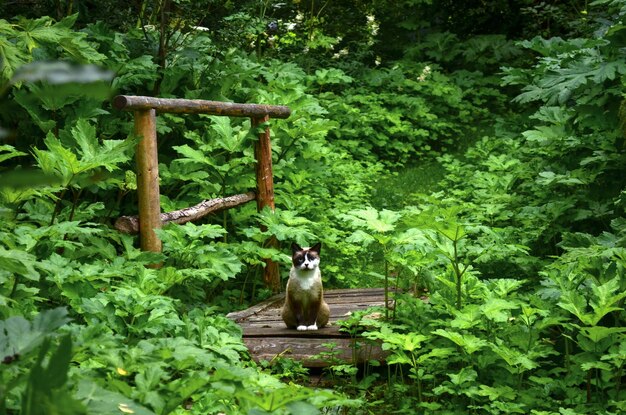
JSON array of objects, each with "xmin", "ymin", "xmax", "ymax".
[{"xmin": 281, "ymin": 242, "xmax": 330, "ymax": 331}]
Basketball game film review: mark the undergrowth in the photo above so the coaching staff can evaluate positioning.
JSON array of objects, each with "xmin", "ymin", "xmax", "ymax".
[{"xmin": 1, "ymin": 0, "xmax": 625, "ymax": 414}]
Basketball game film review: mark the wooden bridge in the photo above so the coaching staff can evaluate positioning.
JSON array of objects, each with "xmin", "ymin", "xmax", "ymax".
[{"xmin": 227, "ymin": 288, "xmax": 389, "ymax": 367}]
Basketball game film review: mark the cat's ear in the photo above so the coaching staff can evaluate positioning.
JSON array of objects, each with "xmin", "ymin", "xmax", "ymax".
[
  {"xmin": 310, "ymin": 242, "xmax": 321, "ymax": 254},
  {"xmin": 291, "ymin": 242, "xmax": 302, "ymax": 254}
]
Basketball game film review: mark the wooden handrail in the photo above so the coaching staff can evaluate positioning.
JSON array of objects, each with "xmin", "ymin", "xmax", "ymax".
[
  {"xmin": 113, "ymin": 95, "xmax": 291, "ymax": 119},
  {"xmin": 114, "ymin": 95, "xmax": 289, "ymax": 292},
  {"xmin": 115, "ymin": 192, "xmax": 256, "ymax": 234}
]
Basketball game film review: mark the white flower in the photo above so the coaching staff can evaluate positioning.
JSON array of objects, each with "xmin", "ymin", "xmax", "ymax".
[{"xmin": 418, "ymin": 65, "xmax": 432, "ymax": 81}]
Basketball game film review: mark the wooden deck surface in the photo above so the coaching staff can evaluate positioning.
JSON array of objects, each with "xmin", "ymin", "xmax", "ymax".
[{"xmin": 227, "ymin": 288, "xmax": 389, "ymax": 367}]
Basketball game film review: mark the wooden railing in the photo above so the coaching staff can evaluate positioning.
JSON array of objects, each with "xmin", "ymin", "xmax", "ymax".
[{"xmin": 113, "ymin": 95, "xmax": 291, "ymax": 292}]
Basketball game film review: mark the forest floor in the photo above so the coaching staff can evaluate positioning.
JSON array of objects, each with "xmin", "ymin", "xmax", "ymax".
[{"xmin": 370, "ymin": 160, "xmax": 446, "ymax": 210}]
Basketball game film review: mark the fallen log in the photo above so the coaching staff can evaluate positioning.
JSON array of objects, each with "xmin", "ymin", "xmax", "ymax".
[{"xmin": 115, "ymin": 192, "xmax": 256, "ymax": 234}]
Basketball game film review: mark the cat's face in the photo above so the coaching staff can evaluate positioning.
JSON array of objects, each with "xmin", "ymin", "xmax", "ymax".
[{"xmin": 291, "ymin": 242, "xmax": 321, "ymax": 271}]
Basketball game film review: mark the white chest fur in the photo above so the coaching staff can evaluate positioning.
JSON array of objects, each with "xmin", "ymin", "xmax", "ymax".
[{"xmin": 290, "ymin": 267, "xmax": 321, "ymax": 290}]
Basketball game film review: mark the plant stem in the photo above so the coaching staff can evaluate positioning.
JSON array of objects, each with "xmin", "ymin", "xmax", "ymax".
[
  {"xmin": 586, "ymin": 370, "xmax": 592, "ymax": 403},
  {"xmin": 452, "ymin": 229, "xmax": 462, "ymax": 309},
  {"xmin": 615, "ymin": 362, "xmax": 623, "ymax": 397},
  {"xmin": 50, "ymin": 188, "xmax": 68, "ymax": 225},
  {"xmin": 384, "ymin": 259, "xmax": 389, "ymax": 320},
  {"xmin": 9, "ymin": 275, "xmax": 19, "ymax": 298},
  {"xmin": 68, "ymin": 188, "xmax": 82, "ymax": 222},
  {"xmin": 411, "ymin": 353, "xmax": 422, "ymax": 402}
]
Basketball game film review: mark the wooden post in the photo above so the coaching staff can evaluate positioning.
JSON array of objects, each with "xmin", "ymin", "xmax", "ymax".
[
  {"xmin": 134, "ymin": 109, "xmax": 162, "ymax": 254},
  {"xmin": 253, "ymin": 115, "xmax": 280, "ymax": 293}
]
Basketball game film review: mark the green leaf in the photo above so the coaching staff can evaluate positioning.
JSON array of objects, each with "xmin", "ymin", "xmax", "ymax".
[
  {"xmin": 345, "ymin": 230, "xmax": 376, "ymax": 246},
  {"xmin": 558, "ymin": 289, "xmax": 592, "ymax": 325},
  {"xmin": 75, "ymin": 380, "xmax": 156, "ymax": 415},
  {"xmin": 559, "ymin": 277, "xmax": 626, "ymax": 326},
  {"xmin": 477, "ymin": 384, "xmax": 517, "ymax": 401},
  {"xmin": 339, "ymin": 207, "xmax": 400, "ymax": 234},
  {"xmin": 22, "ymin": 335, "xmax": 87, "ymax": 415},
  {"xmin": 256, "ymin": 208, "xmax": 317, "ymax": 244},
  {"xmin": 208, "ymin": 116, "xmax": 252, "ymax": 153},
  {"xmin": 489, "ymin": 339, "xmax": 538, "ymax": 372},
  {"xmin": 32, "ymin": 120, "xmax": 135, "ymax": 187},
  {"xmin": 0, "ymin": 247, "xmax": 39, "ymax": 280},
  {"xmin": 580, "ymin": 361, "xmax": 612, "ymax": 372},
  {"xmin": 481, "ymin": 298, "xmax": 518, "ymax": 322},
  {"xmin": 387, "ymin": 351, "xmax": 412, "ymax": 365},
  {"xmin": 589, "ymin": 277, "xmax": 626, "ymax": 325},
  {"xmin": 13, "ymin": 90, "xmax": 57, "ymax": 132},
  {"xmin": 0, "ymin": 145, "xmax": 27, "ymax": 164},
  {"xmin": 199, "ymin": 247, "xmax": 243, "ymax": 281},
  {"xmin": 417, "ymin": 347, "xmax": 456, "ymax": 364},
  {"xmin": 450, "ymin": 305, "xmax": 483, "ymax": 329},
  {"xmin": 432, "ymin": 329, "xmax": 488, "ymax": 354},
  {"xmin": 448, "ymin": 367, "xmax": 477, "ymax": 386},
  {"xmin": 578, "ymin": 326, "xmax": 626, "ymax": 343},
  {"xmin": 0, "ymin": 307, "xmax": 70, "ymax": 361},
  {"xmin": 173, "ymin": 144, "xmax": 215, "ymax": 166},
  {"xmin": 0, "ymin": 22, "xmax": 29, "ymax": 82}
]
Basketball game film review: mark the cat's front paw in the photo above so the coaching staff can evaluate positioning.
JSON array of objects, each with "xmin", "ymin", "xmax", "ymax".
[
  {"xmin": 306, "ymin": 324, "xmax": 318, "ymax": 331},
  {"xmin": 296, "ymin": 325, "xmax": 308, "ymax": 331}
]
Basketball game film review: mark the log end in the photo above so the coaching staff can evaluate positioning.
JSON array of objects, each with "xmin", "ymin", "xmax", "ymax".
[
  {"xmin": 114, "ymin": 216, "xmax": 139, "ymax": 234},
  {"xmin": 112, "ymin": 95, "xmax": 130, "ymax": 110}
]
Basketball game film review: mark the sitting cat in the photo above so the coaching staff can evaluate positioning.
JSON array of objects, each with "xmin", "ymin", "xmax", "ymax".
[{"xmin": 281, "ymin": 242, "xmax": 330, "ymax": 331}]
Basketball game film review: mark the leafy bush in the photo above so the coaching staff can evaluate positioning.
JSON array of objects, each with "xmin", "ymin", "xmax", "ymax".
[{"xmin": 1, "ymin": 1, "xmax": 625, "ymax": 413}]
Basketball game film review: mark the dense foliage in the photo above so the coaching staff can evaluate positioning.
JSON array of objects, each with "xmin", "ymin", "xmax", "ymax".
[{"xmin": 0, "ymin": 0, "xmax": 625, "ymax": 414}]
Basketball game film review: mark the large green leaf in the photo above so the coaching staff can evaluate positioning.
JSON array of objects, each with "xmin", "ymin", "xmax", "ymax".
[
  {"xmin": 32, "ymin": 120, "xmax": 135, "ymax": 187},
  {"xmin": 432, "ymin": 329, "xmax": 488, "ymax": 354},
  {"xmin": 0, "ymin": 144, "xmax": 27, "ymax": 164},
  {"xmin": 0, "ymin": 307, "xmax": 70, "ymax": 362},
  {"xmin": 559, "ymin": 277, "xmax": 626, "ymax": 326},
  {"xmin": 481, "ymin": 298, "xmax": 518, "ymax": 322},
  {"xmin": 0, "ymin": 247, "xmax": 39, "ymax": 281},
  {"xmin": 75, "ymin": 380, "xmax": 155, "ymax": 415},
  {"xmin": 489, "ymin": 339, "xmax": 538, "ymax": 373},
  {"xmin": 339, "ymin": 207, "xmax": 400, "ymax": 234}
]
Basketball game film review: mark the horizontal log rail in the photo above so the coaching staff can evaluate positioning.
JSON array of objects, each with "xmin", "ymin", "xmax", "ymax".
[
  {"xmin": 115, "ymin": 192, "xmax": 256, "ymax": 234},
  {"xmin": 113, "ymin": 95, "xmax": 291, "ymax": 119}
]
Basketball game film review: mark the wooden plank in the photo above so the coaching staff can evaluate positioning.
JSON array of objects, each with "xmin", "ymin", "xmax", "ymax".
[
  {"xmin": 226, "ymin": 293, "xmax": 283, "ymax": 322},
  {"xmin": 242, "ymin": 325, "xmax": 344, "ymax": 338},
  {"xmin": 323, "ymin": 288, "xmax": 387, "ymax": 296},
  {"xmin": 113, "ymin": 95, "xmax": 291, "ymax": 119},
  {"xmin": 240, "ymin": 303, "xmax": 385, "ymax": 324},
  {"xmin": 243, "ymin": 337, "xmax": 386, "ymax": 368},
  {"xmin": 227, "ymin": 288, "xmax": 390, "ymax": 323},
  {"xmin": 239, "ymin": 322, "xmax": 384, "ymax": 338}
]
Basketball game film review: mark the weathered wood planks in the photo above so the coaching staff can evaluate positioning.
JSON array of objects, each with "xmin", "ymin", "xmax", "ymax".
[{"xmin": 227, "ymin": 288, "xmax": 390, "ymax": 367}]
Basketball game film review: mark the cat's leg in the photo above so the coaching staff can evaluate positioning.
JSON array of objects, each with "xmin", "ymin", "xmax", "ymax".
[
  {"xmin": 303, "ymin": 299, "xmax": 321, "ymax": 330},
  {"xmin": 281, "ymin": 299, "xmax": 300, "ymax": 329},
  {"xmin": 317, "ymin": 300, "xmax": 330, "ymax": 328},
  {"xmin": 297, "ymin": 325, "xmax": 308, "ymax": 331}
]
